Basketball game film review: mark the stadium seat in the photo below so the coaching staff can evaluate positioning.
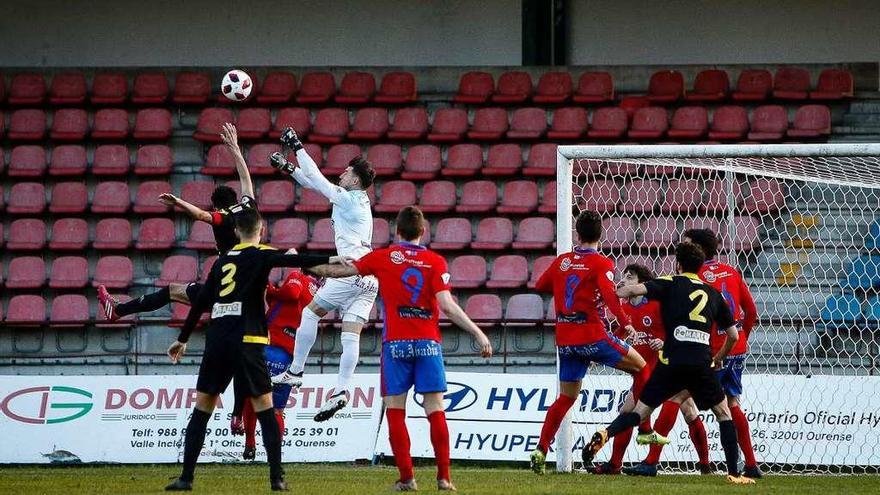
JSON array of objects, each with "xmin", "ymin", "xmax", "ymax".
[
  {"xmin": 49, "ymin": 218, "xmax": 89, "ymax": 251},
  {"xmin": 91, "ymin": 72, "xmax": 128, "ymax": 104},
  {"xmin": 323, "ymin": 143, "xmax": 362, "ymax": 175},
  {"xmin": 703, "ymin": 179, "xmax": 741, "ymax": 212},
  {"xmin": 773, "ymin": 67, "xmax": 811, "ymax": 100},
  {"xmin": 133, "ymin": 181, "xmax": 172, "ymax": 214},
  {"xmin": 94, "ymin": 218, "xmax": 133, "ymax": 249},
  {"xmin": 50, "ymin": 108, "xmax": 89, "ymax": 141},
  {"xmin": 523, "ymin": 143, "xmax": 557, "ymax": 176},
  {"xmin": 533, "ymin": 71, "xmax": 572, "ymax": 103},
  {"xmin": 745, "ymin": 178, "xmax": 785, "ymax": 213},
  {"xmin": 50, "ymin": 182, "xmax": 88, "ymax": 214},
  {"xmin": 468, "ymin": 107, "xmax": 509, "ymax": 140},
  {"xmin": 8, "ymin": 109, "xmax": 46, "ymax": 141},
  {"xmin": 492, "ymin": 71, "xmax": 532, "ymax": 103},
  {"xmin": 236, "ymin": 108, "xmax": 271, "ymax": 140},
  {"xmin": 497, "ymin": 180, "xmax": 538, "ymax": 213},
  {"xmin": 472, "ymin": 217, "xmax": 513, "ymax": 250},
  {"xmin": 647, "ymin": 70, "xmax": 684, "ymax": 103},
  {"xmin": 155, "ymin": 255, "xmax": 198, "ymax": 287},
  {"xmin": 6, "ymin": 295, "xmax": 47, "ymax": 325},
  {"xmin": 136, "ymin": 217, "xmax": 175, "ymax": 250},
  {"xmin": 7, "ymin": 218, "xmax": 46, "ymax": 250},
  {"xmin": 257, "ymin": 71, "xmax": 297, "ymax": 104},
  {"xmin": 538, "ymin": 181, "xmax": 557, "ymax": 213},
  {"xmin": 724, "ymin": 216, "xmax": 761, "ymax": 251},
  {"xmin": 91, "ymin": 145, "xmax": 130, "ymax": 176},
  {"xmin": 246, "ymin": 143, "xmax": 282, "ymax": 176},
  {"xmin": 179, "ymin": 181, "xmax": 214, "ymax": 211},
  {"xmin": 505, "ymin": 293, "xmax": 544, "ymax": 325},
  {"xmin": 336, "ymin": 71, "xmax": 376, "ymax": 104},
  {"xmin": 133, "ymin": 108, "xmax": 173, "ymax": 141},
  {"xmin": 172, "ymin": 71, "xmax": 211, "ymax": 104},
  {"xmin": 348, "ymin": 108, "xmax": 388, "ymax": 140},
  {"xmin": 574, "ymin": 71, "xmax": 614, "ymax": 103},
  {"xmin": 193, "ymin": 107, "xmax": 233, "ymax": 143},
  {"xmin": 375, "ymin": 71, "xmax": 417, "ymax": 103},
  {"xmin": 134, "ymin": 144, "xmax": 173, "ymax": 176},
  {"xmin": 450, "ymin": 256, "xmax": 487, "ymax": 288},
  {"xmin": 662, "ymin": 178, "xmax": 702, "ymax": 213},
  {"xmin": 91, "ymin": 182, "xmax": 130, "ymax": 214},
  {"xmin": 821, "ymin": 294, "xmax": 862, "ymax": 325},
  {"xmin": 367, "ymin": 144, "xmax": 403, "ymax": 176},
  {"xmin": 708, "ymin": 105, "xmax": 749, "ymax": 141},
  {"xmin": 401, "ymin": 144, "xmax": 441, "ymax": 180},
  {"xmin": 627, "ymin": 107, "xmax": 668, "ymax": 140},
  {"xmin": 528, "ymin": 255, "xmax": 556, "ymax": 288},
  {"xmin": 455, "ymin": 71, "xmax": 494, "ymax": 104},
  {"xmin": 375, "ymin": 180, "xmax": 417, "ymax": 212},
  {"xmin": 388, "ymin": 107, "xmax": 428, "ymax": 140},
  {"xmin": 667, "ymin": 106, "xmax": 708, "ymax": 139},
  {"xmin": 507, "ymin": 108, "xmax": 547, "ymax": 139},
  {"xmin": 132, "ymin": 72, "xmax": 169, "ymax": 104},
  {"xmin": 201, "ymin": 144, "xmax": 235, "ymax": 176},
  {"xmin": 258, "ymin": 180, "xmax": 295, "ymax": 213},
  {"xmin": 732, "ymin": 69, "xmax": 772, "ymax": 101},
  {"xmin": 682, "ymin": 217, "xmax": 722, "ymax": 236},
  {"xmin": 811, "ymin": 69, "xmax": 854, "ymax": 100},
  {"xmin": 464, "ymin": 294, "xmax": 503, "ymax": 326},
  {"xmin": 183, "ymin": 221, "xmax": 216, "ymax": 250},
  {"xmin": 512, "ymin": 217, "xmax": 554, "ymax": 249},
  {"xmin": 269, "ymin": 218, "xmax": 309, "ymax": 250},
  {"xmin": 48, "ymin": 71, "xmax": 85, "ymax": 105},
  {"xmin": 441, "ymin": 143, "xmax": 482, "ymax": 177},
  {"xmin": 748, "ymin": 105, "xmax": 788, "ymax": 141},
  {"xmin": 9, "ymin": 73, "xmax": 46, "ymax": 106},
  {"xmin": 640, "ymin": 217, "xmax": 678, "ymax": 248},
  {"xmin": 91, "ymin": 108, "xmax": 130, "ymax": 140},
  {"xmin": 602, "ymin": 217, "xmax": 636, "ymax": 249},
  {"xmin": 428, "ymin": 108, "xmax": 468, "ymax": 142},
  {"xmin": 7, "ymin": 257, "xmax": 46, "ymax": 289},
  {"xmin": 686, "ymin": 70, "xmax": 729, "ymax": 102},
  {"xmin": 418, "ymin": 181, "xmax": 456, "ymax": 213},
  {"xmin": 307, "ymin": 218, "xmax": 336, "ymax": 250},
  {"xmin": 270, "ymin": 107, "xmax": 311, "ymax": 139},
  {"xmin": 456, "ymin": 181, "xmax": 497, "ymax": 213},
  {"xmin": 49, "ymin": 256, "xmax": 89, "ymax": 289},
  {"xmin": 487, "ymin": 255, "xmax": 529, "ymax": 289},
  {"xmin": 580, "ymin": 179, "xmax": 620, "ymax": 213},
  {"xmin": 170, "ymin": 302, "xmax": 207, "ymax": 327},
  {"xmin": 296, "ymin": 71, "xmax": 336, "ymax": 104},
  {"xmin": 92, "ymin": 256, "xmax": 134, "ymax": 289},
  {"xmin": 310, "ymin": 108, "xmax": 350, "ymax": 144},
  {"xmin": 8, "ymin": 145, "xmax": 46, "ymax": 177},
  {"xmin": 547, "ymin": 107, "xmax": 587, "ymax": 140},
  {"xmin": 369, "ymin": 218, "xmax": 390, "ymax": 248},
  {"xmin": 295, "ymin": 187, "xmax": 331, "ymax": 213},
  {"xmin": 430, "ymin": 218, "xmax": 472, "ymax": 250},
  {"xmin": 588, "ymin": 107, "xmax": 627, "ymax": 139},
  {"xmin": 844, "ymin": 255, "xmax": 880, "ymax": 289},
  {"xmin": 788, "ymin": 105, "xmax": 831, "ymax": 138},
  {"xmin": 8, "ymin": 182, "xmax": 46, "ymax": 214}
]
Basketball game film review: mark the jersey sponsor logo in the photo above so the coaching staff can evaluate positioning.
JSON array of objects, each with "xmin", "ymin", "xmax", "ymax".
[
  {"xmin": 226, "ymin": 251, "xmax": 241, "ymax": 256},
  {"xmin": 390, "ymin": 251, "xmax": 406, "ymax": 264},
  {"xmin": 211, "ymin": 302, "xmax": 242, "ymax": 318},
  {"xmin": 398, "ymin": 306, "xmax": 434, "ymax": 320},
  {"xmin": 673, "ymin": 325, "xmax": 710, "ymax": 345},
  {"xmin": 560, "ymin": 258, "xmax": 572, "ymax": 272},
  {"xmin": 441, "ymin": 273, "xmax": 451, "ymax": 285},
  {"xmin": 354, "ymin": 275, "xmax": 379, "ymax": 293},
  {"xmin": 557, "ymin": 312, "xmax": 587, "ymax": 324}
]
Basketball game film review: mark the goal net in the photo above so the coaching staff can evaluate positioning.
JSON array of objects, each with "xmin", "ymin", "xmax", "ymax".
[{"xmin": 554, "ymin": 144, "xmax": 880, "ymax": 474}]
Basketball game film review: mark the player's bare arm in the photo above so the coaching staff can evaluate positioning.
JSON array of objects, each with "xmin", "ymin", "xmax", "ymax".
[
  {"xmin": 617, "ymin": 283, "xmax": 648, "ymax": 299},
  {"xmin": 158, "ymin": 193, "xmax": 212, "ymax": 223},
  {"xmin": 712, "ymin": 324, "xmax": 740, "ymax": 368},
  {"xmin": 221, "ymin": 122, "xmax": 255, "ymax": 199},
  {"xmin": 438, "ymin": 290, "xmax": 493, "ymax": 358}
]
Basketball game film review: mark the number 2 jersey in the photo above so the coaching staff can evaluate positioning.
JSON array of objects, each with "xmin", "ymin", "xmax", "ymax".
[
  {"xmin": 698, "ymin": 259, "xmax": 758, "ymax": 357},
  {"xmin": 535, "ymin": 247, "xmax": 631, "ymax": 347},
  {"xmin": 265, "ymin": 271, "xmax": 318, "ymax": 354},
  {"xmin": 353, "ymin": 242, "xmax": 451, "ymax": 343}
]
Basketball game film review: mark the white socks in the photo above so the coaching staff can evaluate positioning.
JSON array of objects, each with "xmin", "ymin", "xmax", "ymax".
[
  {"xmin": 337, "ymin": 332, "xmax": 361, "ymax": 393},
  {"xmin": 290, "ymin": 307, "xmax": 321, "ymax": 374}
]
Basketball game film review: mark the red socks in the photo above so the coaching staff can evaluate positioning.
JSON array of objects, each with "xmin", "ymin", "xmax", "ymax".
[
  {"xmin": 730, "ymin": 405, "xmax": 757, "ymax": 468},
  {"xmin": 609, "ymin": 426, "xmax": 632, "ymax": 468},
  {"xmin": 644, "ymin": 401, "xmax": 679, "ymax": 464},
  {"xmin": 687, "ymin": 417, "xmax": 710, "ymax": 465},
  {"xmin": 243, "ymin": 401, "xmax": 257, "ymax": 448},
  {"xmin": 428, "ymin": 411, "xmax": 451, "ymax": 481},
  {"xmin": 386, "ymin": 408, "xmax": 414, "ymax": 481},
  {"xmin": 538, "ymin": 395, "xmax": 577, "ymax": 453},
  {"xmin": 275, "ymin": 410, "xmax": 285, "ymax": 437}
]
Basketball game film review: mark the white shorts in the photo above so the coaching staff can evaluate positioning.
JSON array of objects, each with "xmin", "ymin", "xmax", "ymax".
[{"xmin": 312, "ymin": 275, "xmax": 378, "ymax": 323}]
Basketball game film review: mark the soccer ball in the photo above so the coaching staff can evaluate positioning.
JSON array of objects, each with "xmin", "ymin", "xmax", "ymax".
[{"xmin": 221, "ymin": 70, "xmax": 253, "ymax": 101}]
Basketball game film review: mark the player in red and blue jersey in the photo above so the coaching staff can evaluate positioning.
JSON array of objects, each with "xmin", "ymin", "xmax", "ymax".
[
  {"xmin": 529, "ymin": 211, "xmax": 649, "ymax": 475},
  {"xmin": 310, "ymin": 206, "xmax": 492, "ymax": 492}
]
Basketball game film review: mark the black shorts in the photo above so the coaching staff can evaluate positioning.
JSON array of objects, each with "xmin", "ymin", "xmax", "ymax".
[
  {"xmin": 196, "ymin": 341, "xmax": 272, "ymax": 398},
  {"xmin": 639, "ymin": 362, "xmax": 725, "ymax": 411},
  {"xmin": 185, "ymin": 282, "xmax": 204, "ymax": 303}
]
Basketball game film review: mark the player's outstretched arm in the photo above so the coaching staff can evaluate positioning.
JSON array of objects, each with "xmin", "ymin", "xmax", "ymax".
[
  {"xmin": 617, "ymin": 283, "xmax": 647, "ymax": 299},
  {"xmin": 266, "ymin": 252, "xmax": 349, "ymax": 269},
  {"xmin": 438, "ymin": 290, "xmax": 493, "ymax": 358},
  {"xmin": 221, "ymin": 122, "xmax": 255, "ymax": 199},
  {"xmin": 274, "ymin": 128, "xmax": 344, "ymax": 202},
  {"xmin": 158, "ymin": 193, "xmax": 212, "ymax": 223},
  {"xmin": 308, "ymin": 263, "xmax": 359, "ymax": 278}
]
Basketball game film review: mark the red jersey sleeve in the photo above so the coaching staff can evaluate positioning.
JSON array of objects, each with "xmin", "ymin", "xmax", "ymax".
[
  {"xmin": 534, "ymin": 257, "xmax": 559, "ymax": 294},
  {"xmin": 738, "ymin": 275, "xmax": 758, "ymax": 339},
  {"xmin": 275, "ymin": 273, "xmax": 305, "ymax": 301},
  {"xmin": 353, "ymin": 249, "xmax": 383, "ymax": 276},
  {"xmin": 431, "ymin": 254, "xmax": 452, "ymax": 293},
  {"xmin": 596, "ymin": 258, "xmax": 631, "ymax": 327}
]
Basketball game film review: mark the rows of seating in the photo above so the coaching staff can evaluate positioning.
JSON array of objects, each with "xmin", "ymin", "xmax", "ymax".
[{"xmin": 1, "ymin": 108, "xmax": 172, "ymax": 141}]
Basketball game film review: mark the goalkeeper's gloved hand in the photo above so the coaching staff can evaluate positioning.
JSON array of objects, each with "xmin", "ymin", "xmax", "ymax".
[
  {"xmin": 280, "ymin": 127, "xmax": 304, "ymax": 152},
  {"xmin": 269, "ymin": 151, "xmax": 296, "ymax": 176}
]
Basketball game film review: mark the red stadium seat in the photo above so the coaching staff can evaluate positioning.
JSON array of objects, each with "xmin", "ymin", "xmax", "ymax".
[
  {"xmin": 134, "ymin": 108, "xmax": 172, "ymax": 141},
  {"xmin": 193, "ymin": 107, "xmax": 233, "ymax": 143},
  {"xmin": 236, "ymin": 108, "xmax": 271, "ymax": 139},
  {"xmin": 708, "ymin": 106, "xmax": 749, "ymax": 141},
  {"xmin": 9, "ymin": 73, "xmax": 46, "ymax": 105},
  {"xmin": 201, "ymin": 144, "xmax": 235, "ymax": 176},
  {"xmin": 49, "ymin": 256, "xmax": 89, "ymax": 289},
  {"xmin": 472, "ymin": 217, "xmax": 513, "ymax": 250},
  {"xmin": 456, "ymin": 181, "xmax": 497, "ymax": 213},
  {"xmin": 307, "ymin": 218, "xmax": 336, "ymax": 250},
  {"xmin": 180, "ymin": 180, "xmax": 214, "ymax": 211},
  {"xmin": 548, "ymin": 107, "xmax": 587, "ymax": 140},
  {"xmin": 50, "ymin": 108, "xmax": 88, "ymax": 141},
  {"xmin": 538, "ymin": 181, "xmax": 556, "ymax": 213},
  {"xmin": 442, "ymin": 143, "xmax": 482, "ymax": 177},
  {"xmin": 468, "ymin": 107, "xmax": 508, "ymax": 140},
  {"xmin": 270, "ymin": 107, "xmax": 311, "ymax": 139},
  {"xmin": 498, "ymin": 180, "xmax": 538, "ymax": 213},
  {"xmin": 773, "ymin": 67, "xmax": 810, "ymax": 100},
  {"xmin": 258, "ymin": 180, "xmax": 295, "ymax": 213},
  {"xmin": 8, "ymin": 218, "xmax": 46, "ymax": 250},
  {"xmin": 7, "ymin": 257, "xmax": 46, "ymax": 289},
  {"xmin": 156, "ymin": 255, "xmax": 198, "ymax": 287},
  {"xmin": 92, "ymin": 256, "xmax": 134, "ymax": 289},
  {"xmin": 296, "ymin": 72, "xmax": 336, "ymax": 104},
  {"xmin": 6, "ymin": 295, "xmax": 46, "ymax": 325},
  {"xmin": 788, "ymin": 105, "xmax": 831, "ymax": 138},
  {"xmin": 579, "ymin": 179, "xmax": 619, "ymax": 213},
  {"xmin": 602, "ymin": 217, "xmax": 636, "ymax": 249},
  {"xmin": 454, "ymin": 71, "xmax": 494, "ymax": 104},
  {"xmin": 246, "ymin": 143, "xmax": 282, "ymax": 176},
  {"xmin": 588, "ymin": 107, "xmax": 627, "ymax": 139},
  {"xmin": 91, "ymin": 182, "xmax": 130, "ymax": 214},
  {"xmin": 621, "ymin": 180, "xmax": 661, "ymax": 213},
  {"xmin": 50, "ymin": 72, "xmax": 87, "ymax": 105},
  {"xmin": 367, "ymin": 144, "xmax": 403, "ymax": 176},
  {"xmin": 574, "ymin": 71, "xmax": 614, "ymax": 103},
  {"xmin": 388, "ymin": 107, "xmax": 428, "ymax": 140},
  {"xmin": 464, "ymin": 294, "xmax": 502, "ymax": 326},
  {"xmin": 295, "ymin": 187, "xmax": 331, "ymax": 213},
  {"xmin": 428, "ymin": 108, "xmax": 468, "ymax": 142},
  {"xmin": 492, "ymin": 71, "xmax": 532, "ymax": 103},
  {"xmin": 662, "ymin": 178, "xmax": 702, "ymax": 213},
  {"xmin": 418, "ymin": 181, "xmax": 456, "ymax": 213},
  {"xmin": 94, "ymin": 218, "xmax": 133, "ymax": 249},
  {"xmin": 50, "ymin": 218, "xmax": 88, "ymax": 251},
  {"xmin": 9, "ymin": 145, "xmax": 46, "ymax": 177},
  {"xmin": 372, "ymin": 218, "xmax": 391, "ymax": 248},
  {"xmin": 732, "ymin": 69, "xmax": 772, "ymax": 101},
  {"xmin": 487, "ymin": 255, "xmax": 528, "ymax": 288},
  {"xmin": 376, "ymin": 181, "xmax": 417, "ymax": 212},
  {"xmin": 201, "ymin": 256, "xmax": 217, "ymax": 282},
  {"xmin": 811, "ymin": 69, "xmax": 854, "ymax": 100},
  {"xmin": 745, "ymin": 178, "xmax": 785, "ymax": 214},
  {"xmin": 703, "ymin": 179, "xmax": 742, "ymax": 212},
  {"xmin": 49, "ymin": 294, "xmax": 90, "ymax": 326},
  {"xmin": 323, "ymin": 143, "xmax": 361, "ymax": 175},
  {"xmin": 257, "ymin": 71, "xmax": 297, "ymax": 104},
  {"xmin": 50, "ymin": 182, "xmax": 88, "ymax": 214},
  {"xmin": 534, "ymin": 71, "xmax": 572, "ymax": 103},
  {"xmin": 183, "ymin": 221, "xmax": 216, "ymax": 250},
  {"xmin": 270, "ymin": 218, "xmax": 309, "ymax": 250},
  {"xmin": 401, "ymin": 145, "xmax": 441, "ymax": 180},
  {"xmin": 647, "ymin": 70, "xmax": 684, "ymax": 103},
  {"xmin": 348, "ymin": 108, "xmax": 388, "ymax": 140},
  {"xmin": 310, "ymin": 108, "xmax": 350, "ymax": 144},
  {"xmin": 134, "ymin": 144, "xmax": 173, "ymax": 176},
  {"xmin": 523, "ymin": 143, "xmax": 557, "ymax": 176},
  {"xmin": 8, "ymin": 109, "xmax": 46, "ymax": 141},
  {"xmin": 686, "ymin": 70, "xmax": 729, "ymax": 102},
  {"xmin": 748, "ymin": 105, "xmax": 788, "ymax": 141},
  {"xmin": 136, "ymin": 218, "xmax": 175, "ymax": 250},
  {"xmin": 91, "ymin": 72, "xmax": 128, "ymax": 105},
  {"xmin": 132, "ymin": 72, "xmax": 169, "ymax": 104},
  {"xmin": 450, "ymin": 256, "xmax": 487, "ymax": 288},
  {"xmin": 336, "ymin": 72, "xmax": 376, "ymax": 104},
  {"xmin": 172, "ymin": 72, "xmax": 211, "ymax": 104},
  {"xmin": 92, "ymin": 145, "xmax": 130, "ymax": 176},
  {"xmin": 507, "ymin": 108, "xmax": 547, "ymax": 139},
  {"xmin": 628, "ymin": 107, "xmax": 668, "ymax": 140},
  {"xmin": 8, "ymin": 183, "xmax": 46, "ymax": 215},
  {"xmin": 133, "ymin": 181, "xmax": 172, "ymax": 214},
  {"xmin": 512, "ymin": 217, "xmax": 554, "ymax": 250},
  {"xmin": 667, "ymin": 106, "xmax": 708, "ymax": 139},
  {"xmin": 640, "ymin": 217, "xmax": 678, "ymax": 248},
  {"xmin": 505, "ymin": 293, "xmax": 544, "ymax": 325},
  {"xmin": 92, "ymin": 109, "xmax": 130, "ymax": 140},
  {"xmin": 682, "ymin": 217, "xmax": 722, "ymax": 236},
  {"xmin": 375, "ymin": 72, "xmax": 416, "ymax": 103},
  {"xmin": 430, "ymin": 218, "xmax": 472, "ymax": 250}
]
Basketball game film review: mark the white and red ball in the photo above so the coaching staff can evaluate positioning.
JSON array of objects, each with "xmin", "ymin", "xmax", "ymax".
[{"xmin": 221, "ymin": 69, "xmax": 253, "ymax": 101}]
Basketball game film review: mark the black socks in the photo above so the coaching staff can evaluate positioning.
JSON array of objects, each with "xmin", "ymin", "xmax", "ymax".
[
  {"xmin": 116, "ymin": 287, "xmax": 171, "ymax": 317},
  {"xmin": 180, "ymin": 408, "xmax": 211, "ymax": 483},
  {"xmin": 719, "ymin": 419, "xmax": 740, "ymax": 476},
  {"xmin": 607, "ymin": 412, "xmax": 642, "ymax": 437},
  {"xmin": 257, "ymin": 408, "xmax": 284, "ymax": 481}
]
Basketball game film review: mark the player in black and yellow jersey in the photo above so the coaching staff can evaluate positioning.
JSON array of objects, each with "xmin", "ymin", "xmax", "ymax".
[
  {"xmin": 581, "ymin": 242, "xmax": 756, "ymax": 485},
  {"xmin": 164, "ymin": 209, "xmax": 348, "ymax": 492}
]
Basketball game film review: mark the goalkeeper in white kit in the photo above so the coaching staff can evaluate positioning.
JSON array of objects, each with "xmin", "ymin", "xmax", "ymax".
[{"xmin": 269, "ymin": 127, "xmax": 379, "ymax": 422}]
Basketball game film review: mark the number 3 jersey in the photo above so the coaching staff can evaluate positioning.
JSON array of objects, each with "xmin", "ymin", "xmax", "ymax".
[{"xmin": 353, "ymin": 242, "xmax": 451, "ymax": 343}]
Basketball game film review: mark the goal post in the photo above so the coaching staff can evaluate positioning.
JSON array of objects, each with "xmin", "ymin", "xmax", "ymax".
[{"xmin": 554, "ymin": 143, "xmax": 880, "ymax": 474}]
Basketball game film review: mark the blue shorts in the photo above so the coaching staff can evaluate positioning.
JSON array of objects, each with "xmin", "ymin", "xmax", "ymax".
[
  {"xmin": 716, "ymin": 354, "xmax": 745, "ymax": 397},
  {"xmin": 264, "ymin": 345, "xmax": 294, "ymax": 409},
  {"xmin": 381, "ymin": 339, "xmax": 447, "ymax": 397},
  {"xmin": 558, "ymin": 335, "xmax": 631, "ymax": 383}
]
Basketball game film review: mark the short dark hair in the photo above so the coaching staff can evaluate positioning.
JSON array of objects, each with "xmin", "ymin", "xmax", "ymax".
[
  {"xmin": 234, "ymin": 209, "xmax": 263, "ymax": 237},
  {"xmin": 350, "ymin": 156, "xmax": 376, "ymax": 189},
  {"xmin": 682, "ymin": 228, "xmax": 719, "ymax": 259},
  {"xmin": 624, "ymin": 263, "xmax": 655, "ymax": 283},
  {"xmin": 211, "ymin": 185, "xmax": 238, "ymax": 210},
  {"xmin": 395, "ymin": 206, "xmax": 426, "ymax": 242},
  {"xmin": 575, "ymin": 211, "xmax": 603, "ymax": 243},
  {"xmin": 676, "ymin": 241, "xmax": 706, "ymax": 273}
]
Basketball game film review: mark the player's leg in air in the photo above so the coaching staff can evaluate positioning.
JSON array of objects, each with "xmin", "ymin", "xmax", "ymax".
[
  {"xmin": 241, "ymin": 345, "xmax": 293, "ymax": 460},
  {"xmin": 98, "ymin": 282, "xmax": 199, "ymax": 321}
]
